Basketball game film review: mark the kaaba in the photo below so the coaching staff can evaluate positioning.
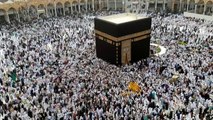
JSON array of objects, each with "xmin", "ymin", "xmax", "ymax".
[{"xmin": 95, "ymin": 13, "xmax": 151, "ymax": 66}]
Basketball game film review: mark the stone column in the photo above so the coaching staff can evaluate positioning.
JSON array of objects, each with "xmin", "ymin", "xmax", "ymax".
[
  {"xmin": 179, "ymin": 0, "xmax": 182, "ymax": 12},
  {"xmin": 49, "ymin": 9, "xmax": 51, "ymax": 16},
  {"xmin": 194, "ymin": 4, "xmax": 197, "ymax": 13},
  {"xmin": 212, "ymin": 6, "xmax": 213, "ymax": 15},
  {"xmin": 60, "ymin": 8, "xmax": 62, "ymax": 15},
  {"xmin": 171, "ymin": 0, "xmax": 175, "ymax": 12},
  {"xmin": 54, "ymin": 4, "xmax": 57, "ymax": 17},
  {"xmin": 37, "ymin": 7, "xmax": 39, "ymax": 19},
  {"xmin": 187, "ymin": 2, "xmax": 189, "ymax": 12},
  {"xmin": 122, "ymin": 0, "xmax": 125, "ymax": 11},
  {"xmin": 45, "ymin": 6, "xmax": 48, "ymax": 17},
  {"xmin": 17, "ymin": 12, "xmax": 20, "ymax": 22},
  {"xmin": 163, "ymin": 0, "xmax": 166, "ymax": 11},
  {"xmin": 114, "ymin": 0, "xmax": 117, "ymax": 10},
  {"xmin": 71, "ymin": 3, "xmax": 73, "ymax": 13},
  {"xmin": 86, "ymin": 0, "xmax": 88, "ymax": 12},
  {"xmin": 27, "ymin": 6, "xmax": 30, "ymax": 21},
  {"xmin": 107, "ymin": 0, "xmax": 109, "ymax": 10},
  {"xmin": 98, "ymin": 0, "xmax": 101, "ymax": 10},
  {"xmin": 203, "ymin": 4, "xmax": 206, "ymax": 15},
  {"xmin": 78, "ymin": 1, "xmax": 81, "ymax": 13},
  {"xmin": 87, "ymin": 2, "xmax": 89, "ymax": 10},
  {"xmin": 63, "ymin": 4, "xmax": 65, "ymax": 15},
  {"xmin": 212, "ymin": 6, "xmax": 213, "ymax": 16},
  {"xmin": 146, "ymin": 1, "xmax": 149, "ymax": 11},
  {"xmin": 5, "ymin": 12, "xmax": 10, "ymax": 24},
  {"xmin": 155, "ymin": 0, "xmax": 157, "ymax": 11},
  {"xmin": 92, "ymin": 0, "xmax": 95, "ymax": 11}
]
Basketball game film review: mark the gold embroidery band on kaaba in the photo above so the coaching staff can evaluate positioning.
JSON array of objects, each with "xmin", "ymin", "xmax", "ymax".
[
  {"xmin": 96, "ymin": 34, "xmax": 150, "ymax": 44},
  {"xmin": 133, "ymin": 35, "xmax": 150, "ymax": 42},
  {"xmin": 95, "ymin": 29, "xmax": 151, "ymax": 42}
]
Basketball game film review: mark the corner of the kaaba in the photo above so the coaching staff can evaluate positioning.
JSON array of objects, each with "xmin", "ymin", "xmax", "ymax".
[
  {"xmin": 95, "ymin": 36, "xmax": 120, "ymax": 65},
  {"xmin": 95, "ymin": 17, "xmax": 122, "ymax": 66},
  {"xmin": 131, "ymin": 36, "xmax": 151, "ymax": 63},
  {"xmin": 94, "ymin": 18, "xmax": 119, "ymax": 37},
  {"xmin": 130, "ymin": 17, "xmax": 152, "ymax": 64}
]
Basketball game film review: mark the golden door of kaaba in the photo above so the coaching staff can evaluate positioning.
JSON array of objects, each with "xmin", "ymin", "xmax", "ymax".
[{"xmin": 122, "ymin": 40, "xmax": 131, "ymax": 64}]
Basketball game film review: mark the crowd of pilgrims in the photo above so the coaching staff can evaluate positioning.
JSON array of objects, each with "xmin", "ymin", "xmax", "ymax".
[{"xmin": 0, "ymin": 10, "xmax": 212, "ymax": 120}]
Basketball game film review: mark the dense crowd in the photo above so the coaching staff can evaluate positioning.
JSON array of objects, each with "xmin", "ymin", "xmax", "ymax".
[{"xmin": 0, "ymin": 11, "xmax": 212, "ymax": 120}]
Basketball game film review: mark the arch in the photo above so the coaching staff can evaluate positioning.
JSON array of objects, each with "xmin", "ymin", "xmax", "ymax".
[
  {"xmin": 197, "ymin": 0, "xmax": 204, "ymax": 4},
  {"xmin": 72, "ymin": 1, "xmax": 78, "ymax": 12},
  {"xmin": 38, "ymin": 4, "xmax": 45, "ymax": 9},
  {"xmin": 0, "ymin": 9, "xmax": 6, "ymax": 25},
  {"xmin": 56, "ymin": 2, "xmax": 63, "ymax": 16},
  {"xmin": 0, "ymin": 9, "xmax": 6, "ymax": 16},
  {"xmin": 18, "ymin": 6, "xmax": 28, "ymax": 22},
  {"xmin": 29, "ymin": 5, "xmax": 37, "ymax": 10},
  {"xmin": 80, "ymin": 0, "xmax": 86, "ymax": 3},
  {"xmin": 65, "ymin": 1, "xmax": 71, "ymax": 5},
  {"xmin": 38, "ymin": 4, "xmax": 46, "ymax": 17},
  {"xmin": 7, "ymin": 7, "xmax": 17, "ymax": 14},
  {"xmin": 72, "ymin": 0, "xmax": 78, "ymax": 4},
  {"xmin": 7, "ymin": 8, "xmax": 18, "ymax": 23},
  {"xmin": 205, "ymin": 1, "xmax": 213, "ymax": 15},
  {"xmin": 196, "ymin": 0, "xmax": 205, "ymax": 14},
  {"xmin": 79, "ymin": 0, "xmax": 86, "ymax": 11},
  {"xmin": 206, "ymin": 1, "xmax": 213, "ymax": 6},
  {"xmin": 47, "ymin": 3, "xmax": 55, "ymax": 17},
  {"xmin": 64, "ymin": 1, "xmax": 71, "ymax": 15},
  {"xmin": 18, "ymin": 6, "xmax": 26, "ymax": 12},
  {"xmin": 47, "ymin": 3, "xmax": 54, "ymax": 8},
  {"xmin": 65, "ymin": 1, "xmax": 71, "ymax": 7},
  {"xmin": 56, "ymin": 2, "xmax": 63, "ymax": 7}
]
